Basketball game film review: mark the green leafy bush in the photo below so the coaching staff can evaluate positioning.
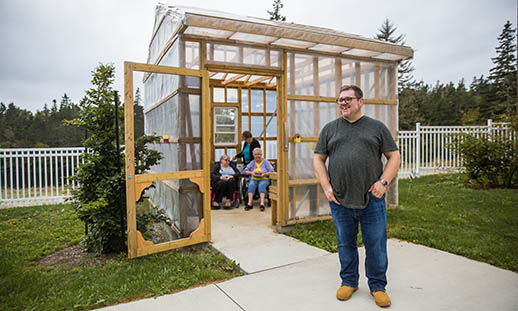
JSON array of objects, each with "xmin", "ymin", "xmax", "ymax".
[
  {"xmin": 454, "ymin": 131, "xmax": 517, "ymax": 188},
  {"xmin": 68, "ymin": 64, "xmax": 161, "ymax": 254}
]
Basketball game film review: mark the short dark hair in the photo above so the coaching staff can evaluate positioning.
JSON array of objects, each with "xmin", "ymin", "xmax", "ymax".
[
  {"xmin": 339, "ymin": 85, "xmax": 363, "ymax": 99},
  {"xmin": 242, "ymin": 131, "xmax": 252, "ymax": 139}
]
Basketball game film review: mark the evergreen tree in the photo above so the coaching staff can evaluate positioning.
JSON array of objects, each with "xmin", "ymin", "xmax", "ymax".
[
  {"xmin": 468, "ymin": 75, "xmax": 494, "ymax": 123},
  {"xmin": 0, "ymin": 103, "xmax": 33, "ymax": 147},
  {"xmin": 488, "ymin": 20, "xmax": 517, "ymax": 119},
  {"xmin": 68, "ymin": 63, "xmax": 161, "ymax": 254},
  {"xmin": 268, "ymin": 0, "xmax": 286, "ymax": 21},
  {"xmin": 375, "ymin": 18, "xmax": 415, "ymax": 91},
  {"xmin": 134, "ymin": 88, "xmax": 144, "ymax": 139}
]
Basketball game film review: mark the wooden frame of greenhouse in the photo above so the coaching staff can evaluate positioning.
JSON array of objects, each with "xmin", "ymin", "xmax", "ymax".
[{"xmin": 124, "ymin": 4, "xmax": 414, "ymax": 258}]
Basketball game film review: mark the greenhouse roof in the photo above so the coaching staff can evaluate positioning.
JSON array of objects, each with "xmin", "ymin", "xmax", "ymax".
[{"xmin": 152, "ymin": 3, "xmax": 413, "ymax": 62}]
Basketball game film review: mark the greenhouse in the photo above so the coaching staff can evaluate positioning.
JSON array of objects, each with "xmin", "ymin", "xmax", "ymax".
[{"xmin": 123, "ymin": 4, "xmax": 414, "ymax": 258}]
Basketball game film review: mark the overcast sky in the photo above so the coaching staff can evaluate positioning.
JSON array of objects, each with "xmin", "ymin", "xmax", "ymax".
[{"xmin": 0, "ymin": 0, "xmax": 516, "ymax": 112}]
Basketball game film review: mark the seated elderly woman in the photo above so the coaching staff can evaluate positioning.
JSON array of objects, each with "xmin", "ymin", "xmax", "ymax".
[
  {"xmin": 244, "ymin": 148, "xmax": 274, "ymax": 211},
  {"xmin": 211, "ymin": 154, "xmax": 240, "ymax": 209}
]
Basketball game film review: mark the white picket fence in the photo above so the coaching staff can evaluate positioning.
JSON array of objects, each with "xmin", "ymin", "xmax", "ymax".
[
  {"xmin": 398, "ymin": 120, "xmax": 514, "ymax": 178},
  {"xmin": 0, "ymin": 120, "xmax": 514, "ymax": 207},
  {"xmin": 0, "ymin": 147, "xmax": 84, "ymax": 208}
]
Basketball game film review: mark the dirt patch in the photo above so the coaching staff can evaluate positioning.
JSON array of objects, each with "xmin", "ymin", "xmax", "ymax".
[{"xmin": 38, "ymin": 245, "xmax": 122, "ymax": 269}]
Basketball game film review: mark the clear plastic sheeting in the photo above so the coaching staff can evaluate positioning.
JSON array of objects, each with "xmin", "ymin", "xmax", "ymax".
[
  {"xmin": 288, "ymin": 101, "xmax": 335, "ymax": 138},
  {"xmin": 206, "ymin": 42, "xmax": 281, "ymax": 68},
  {"xmin": 145, "ymin": 97, "xmax": 179, "ymax": 144},
  {"xmin": 288, "ymin": 142, "xmax": 315, "ymax": 180},
  {"xmin": 157, "ymin": 39, "xmax": 179, "ymax": 68},
  {"xmin": 185, "ymin": 41, "xmax": 200, "ymax": 69},
  {"xmin": 289, "ymin": 185, "xmax": 330, "ymax": 220},
  {"xmin": 148, "ymin": 9, "xmax": 182, "ymax": 65},
  {"xmin": 288, "ymin": 53, "xmax": 397, "ymax": 101},
  {"xmin": 144, "ymin": 72, "xmax": 179, "ymax": 111},
  {"xmin": 145, "ymin": 179, "xmax": 203, "ymax": 239},
  {"xmin": 341, "ymin": 59, "xmax": 359, "ymax": 86}
]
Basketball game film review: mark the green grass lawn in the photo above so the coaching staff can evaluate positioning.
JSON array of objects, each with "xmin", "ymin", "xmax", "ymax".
[
  {"xmin": 286, "ymin": 174, "xmax": 518, "ymax": 272},
  {"xmin": 0, "ymin": 204, "xmax": 242, "ymax": 311}
]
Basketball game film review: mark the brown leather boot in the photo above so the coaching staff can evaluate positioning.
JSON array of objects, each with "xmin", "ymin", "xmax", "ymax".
[
  {"xmin": 371, "ymin": 291, "xmax": 391, "ymax": 307},
  {"xmin": 336, "ymin": 285, "xmax": 358, "ymax": 301}
]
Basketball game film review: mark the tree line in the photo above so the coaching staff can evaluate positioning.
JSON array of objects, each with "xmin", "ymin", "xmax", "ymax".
[
  {"xmin": 378, "ymin": 19, "xmax": 517, "ymax": 130},
  {"xmin": 0, "ymin": 89, "xmax": 144, "ymax": 148}
]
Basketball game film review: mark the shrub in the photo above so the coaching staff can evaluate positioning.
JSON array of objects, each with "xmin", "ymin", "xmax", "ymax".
[
  {"xmin": 454, "ymin": 131, "xmax": 517, "ymax": 189},
  {"xmin": 68, "ymin": 64, "xmax": 161, "ymax": 254}
]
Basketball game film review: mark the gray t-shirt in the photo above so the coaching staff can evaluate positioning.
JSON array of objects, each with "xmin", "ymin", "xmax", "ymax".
[{"xmin": 314, "ymin": 116, "xmax": 398, "ymax": 209}]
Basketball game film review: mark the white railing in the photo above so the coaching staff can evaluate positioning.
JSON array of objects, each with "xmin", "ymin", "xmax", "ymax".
[
  {"xmin": 0, "ymin": 147, "xmax": 84, "ymax": 208},
  {"xmin": 398, "ymin": 120, "xmax": 514, "ymax": 178}
]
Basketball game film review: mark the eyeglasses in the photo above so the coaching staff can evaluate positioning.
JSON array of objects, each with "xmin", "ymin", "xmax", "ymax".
[{"xmin": 336, "ymin": 97, "xmax": 360, "ymax": 104}]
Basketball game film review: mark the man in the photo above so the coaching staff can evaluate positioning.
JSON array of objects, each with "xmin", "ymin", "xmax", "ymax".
[{"xmin": 313, "ymin": 85, "xmax": 400, "ymax": 308}]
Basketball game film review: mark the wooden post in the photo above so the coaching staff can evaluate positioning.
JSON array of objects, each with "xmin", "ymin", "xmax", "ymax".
[
  {"xmin": 289, "ymin": 53, "xmax": 297, "ymax": 220},
  {"xmin": 355, "ymin": 62, "xmax": 361, "ymax": 87},
  {"xmin": 335, "ymin": 58, "xmax": 342, "ymax": 116},
  {"xmin": 178, "ymin": 39, "xmax": 189, "ymax": 237},
  {"xmin": 310, "ymin": 56, "xmax": 319, "ymax": 216},
  {"xmin": 278, "ymin": 50, "xmax": 289, "ymax": 226},
  {"xmin": 124, "ymin": 62, "xmax": 137, "ymax": 259},
  {"xmin": 202, "ymin": 70, "xmax": 211, "ymax": 240}
]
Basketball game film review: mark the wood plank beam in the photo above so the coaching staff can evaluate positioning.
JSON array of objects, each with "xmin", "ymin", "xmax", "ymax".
[
  {"xmin": 245, "ymin": 76, "xmax": 271, "ymax": 87},
  {"xmin": 221, "ymin": 73, "xmax": 247, "ymax": 85}
]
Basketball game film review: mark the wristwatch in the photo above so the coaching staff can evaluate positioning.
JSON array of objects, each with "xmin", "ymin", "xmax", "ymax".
[{"xmin": 379, "ymin": 179, "xmax": 388, "ymax": 186}]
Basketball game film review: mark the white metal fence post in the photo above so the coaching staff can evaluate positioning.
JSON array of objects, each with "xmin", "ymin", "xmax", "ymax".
[
  {"xmin": 415, "ymin": 122, "xmax": 421, "ymax": 176},
  {"xmin": 487, "ymin": 119, "xmax": 493, "ymax": 138}
]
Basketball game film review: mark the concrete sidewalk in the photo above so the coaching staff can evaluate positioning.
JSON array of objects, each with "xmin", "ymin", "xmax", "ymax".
[{"xmin": 97, "ymin": 206, "xmax": 518, "ymax": 311}]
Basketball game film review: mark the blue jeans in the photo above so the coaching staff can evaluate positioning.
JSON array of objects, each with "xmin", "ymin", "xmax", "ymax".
[
  {"xmin": 247, "ymin": 179, "xmax": 270, "ymax": 194},
  {"xmin": 329, "ymin": 193, "xmax": 388, "ymax": 292}
]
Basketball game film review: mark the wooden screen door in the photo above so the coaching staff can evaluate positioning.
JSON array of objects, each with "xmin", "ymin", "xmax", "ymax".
[{"xmin": 124, "ymin": 61, "xmax": 210, "ymax": 259}]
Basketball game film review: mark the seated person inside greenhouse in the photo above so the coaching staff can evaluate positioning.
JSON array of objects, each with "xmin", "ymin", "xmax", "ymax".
[
  {"xmin": 233, "ymin": 130, "xmax": 261, "ymax": 166},
  {"xmin": 244, "ymin": 148, "xmax": 274, "ymax": 212},
  {"xmin": 211, "ymin": 155, "xmax": 240, "ymax": 209}
]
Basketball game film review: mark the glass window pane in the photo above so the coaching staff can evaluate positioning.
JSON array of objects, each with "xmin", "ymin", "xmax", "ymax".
[
  {"xmin": 215, "ymin": 133, "xmax": 236, "ymax": 144},
  {"xmin": 216, "ymin": 125, "xmax": 235, "ymax": 133},
  {"xmin": 214, "ymin": 107, "xmax": 237, "ymax": 145}
]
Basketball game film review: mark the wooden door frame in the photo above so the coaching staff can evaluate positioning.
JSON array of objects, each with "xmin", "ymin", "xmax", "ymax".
[
  {"xmin": 205, "ymin": 63, "xmax": 288, "ymax": 227},
  {"xmin": 124, "ymin": 61, "xmax": 211, "ymax": 259}
]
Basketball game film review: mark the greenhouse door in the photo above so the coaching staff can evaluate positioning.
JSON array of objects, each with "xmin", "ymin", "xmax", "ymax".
[{"xmin": 124, "ymin": 61, "xmax": 210, "ymax": 259}]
